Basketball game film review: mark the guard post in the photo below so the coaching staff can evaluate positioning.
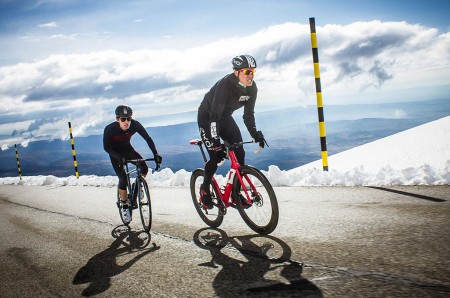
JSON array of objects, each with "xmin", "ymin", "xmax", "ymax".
[
  {"xmin": 309, "ymin": 17, "xmax": 329, "ymax": 171},
  {"xmin": 68, "ymin": 122, "xmax": 80, "ymax": 178},
  {"xmin": 15, "ymin": 144, "xmax": 22, "ymax": 180}
]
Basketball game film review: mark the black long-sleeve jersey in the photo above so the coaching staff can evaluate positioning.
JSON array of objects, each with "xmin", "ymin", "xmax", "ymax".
[
  {"xmin": 103, "ymin": 119, "xmax": 157, "ymax": 160},
  {"xmin": 198, "ymin": 73, "xmax": 258, "ymax": 138}
]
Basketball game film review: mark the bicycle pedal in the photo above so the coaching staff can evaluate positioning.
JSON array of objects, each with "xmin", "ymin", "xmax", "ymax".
[{"xmin": 201, "ymin": 202, "xmax": 213, "ymax": 211}]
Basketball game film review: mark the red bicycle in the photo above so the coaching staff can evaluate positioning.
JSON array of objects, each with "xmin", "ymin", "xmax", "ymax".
[{"xmin": 189, "ymin": 139, "xmax": 279, "ymax": 235}]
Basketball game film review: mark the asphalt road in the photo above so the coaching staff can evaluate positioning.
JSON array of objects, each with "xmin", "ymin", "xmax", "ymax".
[{"xmin": 0, "ymin": 185, "xmax": 449, "ymax": 297}]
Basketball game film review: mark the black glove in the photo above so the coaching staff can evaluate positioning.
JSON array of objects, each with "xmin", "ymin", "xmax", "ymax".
[
  {"xmin": 154, "ymin": 153, "xmax": 162, "ymax": 170},
  {"xmin": 154, "ymin": 153, "xmax": 163, "ymax": 164},
  {"xmin": 254, "ymin": 131, "xmax": 268, "ymax": 148},
  {"xmin": 212, "ymin": 144, "xmax": 227, "ymax": 163}
]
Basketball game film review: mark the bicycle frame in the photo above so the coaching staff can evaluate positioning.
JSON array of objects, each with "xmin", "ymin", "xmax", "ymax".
[
  {"xmin": 190, "ymin": 138, "xmax": 279, "ymax": 234},
  {"xmin": 124, "ymin": 162, "xmax": 140, "ymax": 197},
  {"xmin": 123, "ymin": 158, "xmax": 156, "ymax": 201},
  {"xmin": 190, "ymin": 140, "xmax": 259, "ymax": 208}
]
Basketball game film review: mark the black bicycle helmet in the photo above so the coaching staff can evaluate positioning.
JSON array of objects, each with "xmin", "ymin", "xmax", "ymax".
[
  {"xmin": 115, "ymin": 105, "xmax": 133, "ymax": 117},
  {"xmin": 231, "ymin": 55, "xmax": 257, "ymax": 69}
]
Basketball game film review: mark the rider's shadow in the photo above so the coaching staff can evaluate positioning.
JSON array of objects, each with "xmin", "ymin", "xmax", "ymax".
[
  {"xmin": 193, "ymin": 228, "xmax": 322, "ymax": 297},
  {"xmin": 72, "ymin": 226, "xmax": 160, "ymax": 297}
]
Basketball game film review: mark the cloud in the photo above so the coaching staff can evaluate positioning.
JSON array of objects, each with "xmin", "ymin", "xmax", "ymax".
[
  {"xmin": 39, "ymin": 21, "xmax": 58, "ymax": 28},
  {"xmin": 0, "ymin": 20, "xmax": 449, "ymax": 147},
  {"xmin": 21, "ymin": 139, "xmax": 30, "ymax": 148},
  {"xmin": 302, "ymin": 21, "xmax": 450, "ymax": 97},
  {"xmin": 368, "ymin": 60, "xmax": 393, "ymax": 87},
  {"xmin": 8, "ymin": 110, "xmax": 109, "ymax": 145}
]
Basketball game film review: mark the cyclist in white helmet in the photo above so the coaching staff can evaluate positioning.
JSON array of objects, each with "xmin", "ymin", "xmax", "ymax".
[{"xmin": 197, "ymin": 55, "xmax": 266, "ymax": 209}]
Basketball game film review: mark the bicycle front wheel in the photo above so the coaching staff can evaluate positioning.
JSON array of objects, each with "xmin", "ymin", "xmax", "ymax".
[
  {"xmin": 234, "ymin": 165, "xmax": 279, "ymax": 235},
  {"xmin": 190, "ymin": 168, "xmax": 224, "ymax": 228},
  {"xmin": 137, "ymin": 177, "xmax": 152, "ymax": 233}
]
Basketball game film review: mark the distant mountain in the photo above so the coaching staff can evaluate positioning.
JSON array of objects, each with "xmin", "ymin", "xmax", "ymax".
[{"xmin": 1, "ymin": 98, "xmax": 449, "ymax": 177}]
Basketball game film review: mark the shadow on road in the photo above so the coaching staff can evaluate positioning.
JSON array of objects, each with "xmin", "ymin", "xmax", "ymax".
[
  {"xmin": 72, "ymin": 225, "xmax": 160, "ymax": 297},
  {"xmin": 193, "ymin": 228, "xmax": 322, "ymax": 297},
  {"xmin": 368, "ymin": 186, "xmax": 447, "ymax": 202}
]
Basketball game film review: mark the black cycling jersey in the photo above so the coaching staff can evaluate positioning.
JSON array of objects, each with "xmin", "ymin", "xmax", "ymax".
[
  {"xmin": 103, "ymin": 119, "xmax": 157, "ymax": 161},
  {"xmin": 198, "ymin": 73, "xmax": 258, "ymax": 139}
]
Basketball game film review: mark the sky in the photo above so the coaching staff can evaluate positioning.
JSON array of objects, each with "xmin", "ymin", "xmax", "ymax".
[
  {"xmin": 1, "ymin": 116, "xmax": 448, "ymax": 186},
  {"xmin": 0, "ymin": 0, "xmax": 450, "ymax": 150}
]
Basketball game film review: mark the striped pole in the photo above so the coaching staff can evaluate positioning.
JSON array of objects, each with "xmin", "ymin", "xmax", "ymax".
[
  {"xmin": 68, "ymin": 122, "xmax": 80, "ymax": 178},
  {"xmin": 15, "ymin": 144, "xmax": 22, "ymax": 180},
  {"xmin": 309, "ymin": 17, "xmax": 329, "ymax": 171}
]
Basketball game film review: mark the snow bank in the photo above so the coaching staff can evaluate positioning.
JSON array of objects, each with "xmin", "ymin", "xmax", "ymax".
[
  {"xmin": 1, "ymin": 117, "xmax": 449, "ymax": 187},
  {"xmin": 1, "ymin": 161, "xmax": 448, "ymax": 187}
]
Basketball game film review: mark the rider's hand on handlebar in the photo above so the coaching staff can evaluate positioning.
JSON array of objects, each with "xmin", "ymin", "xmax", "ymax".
[
  {"xmin": 254, "ymin": 130, "xmax": 268, "ymax": 148},
  {"xmin": 154, "ymin": 153, "xmax": 163, "ymax": 164},
  {"xmin": 154, "ymin": 153, "xmax": 162, "ymax": 170}
]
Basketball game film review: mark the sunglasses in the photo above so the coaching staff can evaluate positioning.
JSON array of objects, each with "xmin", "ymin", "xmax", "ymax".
[
  {"xmin": 240, "ymin": 69, "xmax": 255, "ymax": 75},
  {"xmin": 119, "ymin": 117, "xmax": 132, "ymax": 122}
]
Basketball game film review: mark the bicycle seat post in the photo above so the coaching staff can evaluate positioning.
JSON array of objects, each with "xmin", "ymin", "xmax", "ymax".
[{"xmin": 199, "ymin": 143, "xmax": 207, "ymax": 163}]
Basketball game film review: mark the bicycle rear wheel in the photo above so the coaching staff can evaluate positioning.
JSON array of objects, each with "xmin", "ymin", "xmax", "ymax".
[
  {"xmin": 190, "ymin": 168, "xmax": 224, "ymax": 228},
  {"xmin": 117, "ymin": 186, "xmax": 132, "ymax": 226},
  {"xmin": 234, "ymin": 165, "xmax": 279, "ymax": 235},
  {"xmin": 137, "ymin": 178, "xmax": 152, "ymax": 233}
]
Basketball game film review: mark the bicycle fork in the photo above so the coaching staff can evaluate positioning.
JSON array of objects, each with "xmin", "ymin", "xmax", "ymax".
[{"xmin": 236, "ymin": 171, "xmax": 262, "ymax": 207}]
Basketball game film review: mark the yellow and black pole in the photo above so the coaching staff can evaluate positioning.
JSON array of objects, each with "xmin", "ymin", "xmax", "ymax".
[
  {"xmin": 309, "ymin": 17, "xmax": 329, "ymax": 171},
  {"xmin": 68, "ymin": 122, "xmax": 80, "ymax": 178},
  {"xmin": 15, "ymin": 144, "xmax": 22, "ymax": 180}
]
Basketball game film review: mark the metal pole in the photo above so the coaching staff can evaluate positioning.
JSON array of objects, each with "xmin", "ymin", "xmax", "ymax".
[
  {"xmin": 309, "ymin": 17, "xmax": 329, "ymax": 171},
  {"xmin": 15, "ymin": 144, "xmax": 22, "ymax": 180},
  {"xmin": 68, "ymin": 122, "xmax": 80, "ymax": 178}
]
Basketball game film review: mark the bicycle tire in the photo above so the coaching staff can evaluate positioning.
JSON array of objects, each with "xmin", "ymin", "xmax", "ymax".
[
  {"xmin": 190, "ymin": 168, "xmax": 224, "ymax": 228},
  {"xmin": 137, "ymin": 177, "xmax": 152, "ymax": 233},
  {"xmin": 192, "ymin": 227, "xmax": 228, "ymax": 250},
  {"xmin": 117, "ymin": 186, "xmax": 132, "ymax": 226},
  {"xmin": 233, "ymin": 165, "xmax": 279, "ymax": 235}
]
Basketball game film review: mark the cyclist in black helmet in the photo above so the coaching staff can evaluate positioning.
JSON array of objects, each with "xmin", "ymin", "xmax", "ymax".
[
  {"xmin": 103, "ymin": 105, "xmax": 162, "ymax": 223},
  {"xmin": 197, "ymin": 55, "xmax": 267, "ymax": 209}
]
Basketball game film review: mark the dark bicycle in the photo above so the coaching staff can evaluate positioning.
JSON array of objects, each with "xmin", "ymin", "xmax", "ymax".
[{"xmin": 117, "ymin": 158, "xmax": 158, "ymax": 233}]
